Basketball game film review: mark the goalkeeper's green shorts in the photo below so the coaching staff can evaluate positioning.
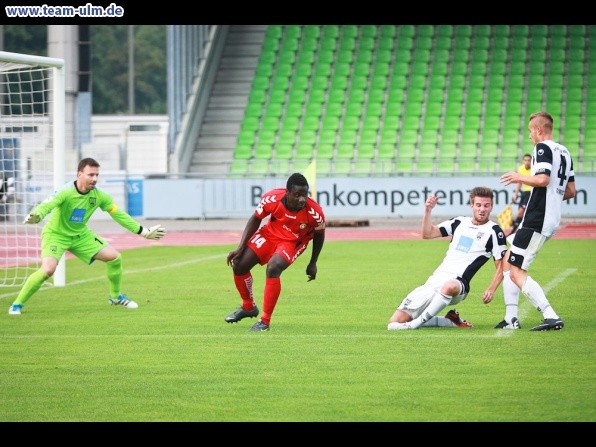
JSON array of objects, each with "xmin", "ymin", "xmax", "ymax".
[{"xmin": 41, "ymin": 229, "xmax": 108, "ymax": 265}]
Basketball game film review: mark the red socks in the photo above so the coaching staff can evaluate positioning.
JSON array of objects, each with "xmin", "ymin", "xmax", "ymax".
[
  {"xmin": 261, "ymin": 277, "xmax": 281, "ymax": 326},
  {"xmin": 233, "ymin": 273, "xmax": 256, "ymax": 310}
]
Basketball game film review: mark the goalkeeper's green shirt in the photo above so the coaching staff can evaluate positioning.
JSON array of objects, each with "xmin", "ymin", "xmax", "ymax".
[{"xmin": 32, "ymin": 181, "xmax": 141, "ymax": 237}]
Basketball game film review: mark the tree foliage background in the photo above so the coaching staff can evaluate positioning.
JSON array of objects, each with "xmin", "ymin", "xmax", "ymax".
[{"xmin": 1, "ymin": 25, "xmax": 167, "ymax": 114}]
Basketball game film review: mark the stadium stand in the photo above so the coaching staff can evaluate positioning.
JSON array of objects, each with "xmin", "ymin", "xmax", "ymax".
[{"xmin": 229, "ymin": 25, "xmax": 596, "ymax": 177}]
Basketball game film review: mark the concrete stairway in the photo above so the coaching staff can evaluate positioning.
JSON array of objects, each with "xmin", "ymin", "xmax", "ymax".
[{"xmin": 188, "ymin": 25, "xmax": 266, "ymax": 175}]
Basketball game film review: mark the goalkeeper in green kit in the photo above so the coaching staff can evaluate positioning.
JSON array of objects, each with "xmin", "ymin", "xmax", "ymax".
[{"xmin": 8, "ymin": 158, "xmax": 166, "ymax": 315}]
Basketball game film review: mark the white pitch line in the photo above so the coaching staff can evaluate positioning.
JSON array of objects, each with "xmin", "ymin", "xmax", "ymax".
[{"xmin": 0, "ymin": 253, "xmax": 225, "ymax": 300}]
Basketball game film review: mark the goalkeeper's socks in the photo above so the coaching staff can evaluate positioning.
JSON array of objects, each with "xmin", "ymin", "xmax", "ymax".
[
  {"xmin": 14, "ymin": 269, "xmax": 49, "ymax": 305},
  {"xmin": 106, "ymin": 255, "xmax": 123, "ymax": 297}
]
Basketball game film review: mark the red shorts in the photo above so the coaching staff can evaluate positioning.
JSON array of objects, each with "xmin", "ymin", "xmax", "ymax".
[{"xmin": 247, "ymin": 228, "xmax": 309, "ymax": 265}]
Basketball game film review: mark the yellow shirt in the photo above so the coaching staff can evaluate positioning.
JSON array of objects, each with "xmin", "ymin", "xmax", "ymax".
[{"xmin": 517, "ymin": 164, "xmax": 532, "ymax": 192}]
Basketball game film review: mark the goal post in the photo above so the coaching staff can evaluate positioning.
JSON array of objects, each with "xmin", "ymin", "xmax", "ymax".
[{"xmin": 0, "ymin": 50, "xmax": 66, "ymax": 288}]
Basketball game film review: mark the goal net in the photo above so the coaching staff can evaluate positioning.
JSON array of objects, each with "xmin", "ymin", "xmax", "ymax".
[{"xmin": 0, "ymin": 51, "xmax": 65, "ymax": 288}]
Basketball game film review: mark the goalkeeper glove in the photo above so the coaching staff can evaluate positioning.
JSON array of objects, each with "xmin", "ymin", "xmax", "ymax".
[
  {"xmin": 23, "ymin": 213, "xmax": 41, "ymax": 224},
  {"xmin": 140, "ymin": 224, "xmax": 166, "ymax": 240}
]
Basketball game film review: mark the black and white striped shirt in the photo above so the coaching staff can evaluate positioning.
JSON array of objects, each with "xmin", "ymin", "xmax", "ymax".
[{"xmin": 521, "ymin": 140, "xmax": 575, "ymax": 237}]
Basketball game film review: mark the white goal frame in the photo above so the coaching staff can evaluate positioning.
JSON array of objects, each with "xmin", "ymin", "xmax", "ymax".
[{"xmin": 0, "ymin": 50, "xmax": 66, "ymax": 287}]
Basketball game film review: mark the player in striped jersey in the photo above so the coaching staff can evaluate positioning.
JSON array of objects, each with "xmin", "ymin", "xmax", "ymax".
[
  {"xmin": 387, "ymin": 187, "xmax": 508, "ymax": 330},
  {"xmin": 225, "ymin": 173, "xmax": 326, "ymax": 332},
  {"xmin": 497, "ymin": 111, "xmax": 576, "ymax": 331}
]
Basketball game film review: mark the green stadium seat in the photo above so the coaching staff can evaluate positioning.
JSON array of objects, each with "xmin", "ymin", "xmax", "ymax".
[
  {"xmin": 438, "ymin": 141, "xmax": 457, "ymax": 160},
  {"xmin": 530, "ymin": 25, "xmax": 548, "ymax": 37},
  {"xmin": 461, "ymin": 129, "xmax": 479, "ymax": 146},
  {"xmin": 415, "ymin": 158, "xmax": 435, "ymax": 174},
  {"xmin": 396, "ymin": 138, "xmax": 416, "ymax": 158},
  {"xmin": 315, "ymin": 159, "xmax": 333, "ymax": 176},
  {"xmin": 357, "ymin": 143, "xmax": 375, "ymax": 160},
  {"xmin": 301, "ymin": 116, "xmax": 320, "ymax": 132},
  {"xmin": 336, "ymin": 142, "xmax": 355, "ymax": 159},
  {"xmin": 281, "ymin": 116, "xmax": 300, "ymax": 132},
  {"xmin": 464, "ymin": 103, "xmax": 482, "ymax": 118},
  {"xmin": 484, "ymin": 115, "xmax": 502, "ymax": 132},
  {"xmin": 291, "ymin": 157, "xmax": 312, "ymax": 173},
  {"xmin": 569, "ymin": 24, "xmax": 586, "ymax": 37},
  {"xmin": 423, "ymin": 115, "xmax": 441, "ymax": 131},
  {"xmin": 317, "ymin": 143, "xmax": 335, "ymax": 160},
  {"xmin": 304, "ymin": 103, "xmax": 324, "ymax": 118},
  {"xmin": 395, "ymin": 158, "xmax": 415, "ymax": 173},
  {"xmin": 502, "ymin": 128, "xmax": 522, "ymax": 146},
  {"xmin": 385, "ymin": 101, "xmax": 404, "ymax": 117},
  {"xmin": 339, "ymin": 128, "xmax": 358, "ymax": 145},
  {"xmin": 238, "ymin": 123, "xmax": 257, "ymax": 144},
  {"xmin": 570, "ymin": 34, "xmax": 585, "ymax": 50},
  {"xmin": 229, "ymin": 159, "xmax": 250, "ymax": 177},
  {"xmin": 261, "ymin": 116, "xmax": 280, "ymax": 132},
  {"xmin": 333, "ymin": 159, "xmax": 353, "ymax": 175},
  {"xmin": 442, "ymin": 115, "xmax": 460, "ymax": 132},
  {"xmin": 459, "ymin": 142, "xmax": 478, "ymax": 159},
  {"xmin": 548, "ymin": 47, "xmax": 566, "ymax": 62},
  {"xmin": 380, "ymin": 128, "xmax": 398, "ymax": 145},
  {"xmin": 379, "ymin": 25, "xmax": 396, "ymax": 38},
  {"xmin": 295, "ymin": 142, "xmax": 314, "ymax": 160},
  {"xmin": 321, "ymin": 25, "xmax": 339, "ymax": 39},
  {"xmin": 319, "ymin": 128, "xmax": 337, "ymax": 145},
  {"xmin": 363, "ymin": 116, "xmax": 381, "ymax": 132},
  {"xmin": 402, "ymin": 115, "xmax": 421, "ymax": 132},
  {"xmin": 419, "ymin": 141, "xmax": 437, "ymax": 159},
  {"xmin": 480, "ymin": 142, "xmax": 499, "ymax": 160},
  {"xmin": 399, "ymin": 129, "xmax": 418, "ymax": 146},
  {"xmin": 341, "ymin": 115, "xmax": 359, "ymax": 131},
  {"xmin": 376, "ymin": 49, "xmax": 393, "ymax": 63},
  {"xmin": 254, "ymin": 142, "xmax": 273, "ymax": 160},
  {"xmin": 378, "ymin": 142, "xmax": 396, "ymax": 159},
  {"xmin": 565, "ymin": 101, "xmax": 582, "ymax": 118},
  {"xmin": 284, "ymin": 25, "xmax": 302, "ymax": 39},
  {"xmin": 375, "ymin": 158, "xmax": 395, "ymax": 175},
  {"xmin": 321, "ymin": 112, "xmax": 342, "ymax": 132},
  {"xmin": 360, "ymin": 122, "xmax": 378, "ymax": 142},
  {"xmin": 441, "ymin": 129, "xmax": 459, "ymax": 144},
  {"xmin": 274, "ymin": 143, "xmax": 294, "ymax": 160},
  {"xmin": 233, "ymin": 143, "xmax": 253, "ymax": 160},
  {"xmin": 378, "ymin": 114, "xmax": 397, "ymax": 130}
]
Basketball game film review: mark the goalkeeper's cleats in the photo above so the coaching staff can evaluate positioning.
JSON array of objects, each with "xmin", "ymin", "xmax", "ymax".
[
  {"xmin": 141, "ymin": 224, "xmax": 166, "ymax": 240},
  {"xmin": 494, "ymin": 317, "xmax": 521, "ymax": 329},
  {"xmin": 225, "ymin": 305, "xmax": 259, "ymax": 323},
  {"xmin": 530, "ymin": 318, "xmax": 564, "ymax": 331},
  {"xmin": 8, "ymin": 304, "xmax": 23, "ymax": 315},
  {"xmin": 108, "ymin": 294, "xmax": 138, "ymax": 309},
  {"xmin": 249, "ymin": 320, "xmax": 270, "ymax": 332},
  {"xmin": 445, "ymin": 309, "xmax": 474, "ymax": 327}
]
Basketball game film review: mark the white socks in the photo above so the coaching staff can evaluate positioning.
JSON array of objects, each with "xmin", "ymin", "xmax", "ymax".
[
  {"xmin": 522, "ymin": 276, "xmax": 559, "ymax": 319},
  {"xmin": 409, "ymin": 292, "xmax": 451, "ymax": 329},
  {"xmin": 421, "ymin": 316, "xmax": 456, "ymax": 327},
  {"xmin": 503, "ymin": 270, "xmax": 520, "ymax": 323}
]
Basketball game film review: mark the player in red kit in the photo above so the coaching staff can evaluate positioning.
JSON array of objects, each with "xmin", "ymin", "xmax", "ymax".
[{"xmin": 225, "ymin": 173, "xmax": 326, "ymax": 331}]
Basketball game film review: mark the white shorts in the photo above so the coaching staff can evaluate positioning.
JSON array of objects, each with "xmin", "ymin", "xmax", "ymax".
[{"xmin": 396, "ymin": 272, "xmax": 467, "ymax": 319}]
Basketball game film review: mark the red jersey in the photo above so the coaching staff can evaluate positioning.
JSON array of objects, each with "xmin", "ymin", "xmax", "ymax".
[{"xmin": 255, "ymin": 188, "xmax": 326, "ymax": 243}]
